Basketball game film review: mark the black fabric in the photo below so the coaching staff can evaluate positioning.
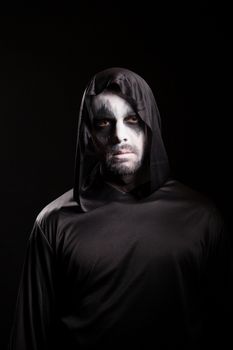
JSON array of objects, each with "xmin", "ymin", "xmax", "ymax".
[
  {"xmin": 9, "ymin": 68, "xmax": 232, "ymax": 350},
  {"xmin": 9, "ymin": 181, "xmax": 232, "ymax": 350}
]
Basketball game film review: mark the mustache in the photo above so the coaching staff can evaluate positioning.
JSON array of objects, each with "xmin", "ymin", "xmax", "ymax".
[{"xmin": 107, "ymin": 144, "xmax": 138, "ymax": 155}]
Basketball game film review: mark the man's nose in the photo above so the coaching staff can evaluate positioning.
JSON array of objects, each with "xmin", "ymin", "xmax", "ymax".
[{"xmin": 113, "ymin": 121, "xmax": 128, "ymax": 144}]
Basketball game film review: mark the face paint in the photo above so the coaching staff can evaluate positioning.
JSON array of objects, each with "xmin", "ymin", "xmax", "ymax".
[{"xmin": 90, "ymin": 92, "xmax": 147, "ymax": 175}]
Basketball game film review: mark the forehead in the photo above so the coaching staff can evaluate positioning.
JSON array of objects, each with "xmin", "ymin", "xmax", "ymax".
[{"xmin": 91, "ymin": 92, "xmax": 134, "ymax": 118}]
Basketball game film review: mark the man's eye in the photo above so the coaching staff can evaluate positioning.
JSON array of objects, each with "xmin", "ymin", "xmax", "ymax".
[
  {"xmin": 126, "ymin": 115, "xmax": 139, "ymax": 123},
  {"xmin": 95, "ymin": 120, "xmax": 110, "ymax": 127}
]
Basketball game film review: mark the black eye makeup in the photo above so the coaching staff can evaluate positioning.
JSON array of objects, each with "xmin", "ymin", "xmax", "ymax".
[
  {"xmin": 93, "ymin": 115, "xmax": 140, "ymax": 130},
  {"xmin": 91, "ymin": 104, "xmax": 144, "ymax": 134},
  {"xmin": 92, "ymin": 105, "xmax": 115, "ymax": 129},
  {"xmin": 93, "ymin": 118, "xmax": 112, "ymax": 128},
  {"xmin": 124, "ymin": 115, "xmax": 140, "ymax": 124}
]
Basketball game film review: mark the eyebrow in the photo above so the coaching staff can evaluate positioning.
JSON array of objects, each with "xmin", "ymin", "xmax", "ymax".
[
  {"xmin": 93, "ymin": 105, "xmax": 136, "ymax": 120},
  {"xmin": 93, "ymin": 105, "xmax": 116, "ymax": 120}
]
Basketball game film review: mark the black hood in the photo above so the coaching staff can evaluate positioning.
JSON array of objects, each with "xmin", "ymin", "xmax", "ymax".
[{"xmin": 74, "ymin": 67, "xmax": 170, "ymax": 212}]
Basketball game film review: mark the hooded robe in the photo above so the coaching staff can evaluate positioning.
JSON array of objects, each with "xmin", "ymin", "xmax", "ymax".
[{"xmin": 9, "ymin": 68, "xmax": 232, "ymax": 350}]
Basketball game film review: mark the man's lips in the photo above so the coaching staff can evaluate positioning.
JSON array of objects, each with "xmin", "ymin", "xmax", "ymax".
[
  {"xmin": 112, "ymin": 151, "xmax": 135, "ymax": 159},
  {"xmin": 113, "ymin": 150, "xmax": 133, "ymax": 155}
]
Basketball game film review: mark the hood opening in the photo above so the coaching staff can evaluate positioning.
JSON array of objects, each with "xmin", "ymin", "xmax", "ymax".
[{"xmin": 74, "ymin": 67, "xmax": 170, "ymax": 212}]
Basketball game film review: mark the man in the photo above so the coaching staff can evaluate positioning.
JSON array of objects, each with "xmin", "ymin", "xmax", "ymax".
[{"xmin": 9, "ymin": 67, "xmax": 232, "ymax": 349}]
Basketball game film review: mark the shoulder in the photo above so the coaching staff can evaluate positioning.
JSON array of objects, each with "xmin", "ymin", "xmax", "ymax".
[
  {"xmin": 35, "ymin": 188, "xmax": 80, "ymax": 233},
  {"xmin": 161, "ymin": 178, "xmax": 219, "ymax": 212},
  {"xmin": 160, "ymin": 178, "xmax": 225, "ymax": 233}
]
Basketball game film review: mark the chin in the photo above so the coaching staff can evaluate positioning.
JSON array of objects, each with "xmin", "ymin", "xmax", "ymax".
[{"xmin": 107, "ymin": 160, "xmax": 142, "ymax": 175}]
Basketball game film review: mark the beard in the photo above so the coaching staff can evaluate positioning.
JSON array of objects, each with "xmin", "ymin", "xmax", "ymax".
[
  {"xmin": 104, "ymin": 145, "xmax": 143, "ymax": 175},
  {"xmin": 105, "ymin": 159, "xmax": 142, "ymax": 175}
]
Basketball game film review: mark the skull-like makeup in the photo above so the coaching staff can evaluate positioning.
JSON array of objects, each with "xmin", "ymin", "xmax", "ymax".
[{"xmin": 90, "ymin": 92, "xmax": 147, "ymax": 175}]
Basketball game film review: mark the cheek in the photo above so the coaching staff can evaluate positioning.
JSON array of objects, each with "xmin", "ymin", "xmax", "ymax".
[
  {"xmin": 94, "ymin": 133, "xmax": 110, "ymax": 148},
  {"xmin": 129, "ymin": 128, "xmax": 145, "ymax": 150},
  {"xmin": 137, "ymin": 135, "xmax": 146, "ymax": 155}
]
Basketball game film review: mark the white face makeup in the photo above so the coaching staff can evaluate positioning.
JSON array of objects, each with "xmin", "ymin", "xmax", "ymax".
[{"xmin": 90, "ymin": 92, "xmax": 147, "ymax": 175}]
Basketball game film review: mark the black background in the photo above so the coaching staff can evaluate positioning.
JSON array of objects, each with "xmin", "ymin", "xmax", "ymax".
[{"xmin": 0, "ymin": 2, "xmax": 232, "ymax": 349}]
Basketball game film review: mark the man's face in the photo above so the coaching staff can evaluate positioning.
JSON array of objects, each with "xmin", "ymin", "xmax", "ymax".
[{"xmin": 90, "ymin": 92, "xmax": 147, "ymax": 175}]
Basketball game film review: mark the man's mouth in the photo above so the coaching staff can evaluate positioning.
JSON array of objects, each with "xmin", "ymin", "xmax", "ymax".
[
  {"xmin": 112, "ymin": 146, "xmax": 135, "ymax": 155},
  {"xmin": 113, "ymin": 150, "xmax": 133, "ymax": 155},
  {"xmin": 112, "ymin": 151, "xmax": 135, "ymax": 160}
]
